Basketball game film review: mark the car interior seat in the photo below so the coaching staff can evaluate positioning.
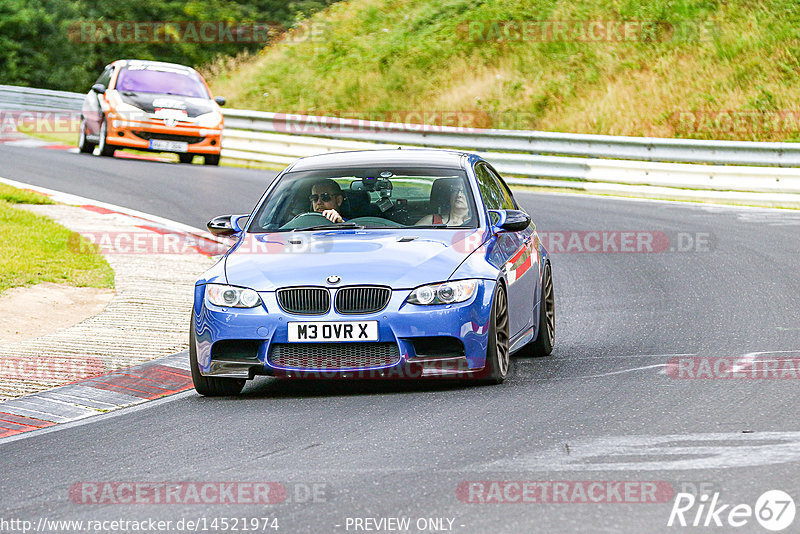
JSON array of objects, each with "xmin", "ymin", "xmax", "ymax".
[
  {"xmin": 429, "ymin": 177, "xmax": 463, "ymax": 217},
  {"xmin": 343, "ymin": 189, "xmax": 380, "ymax": 219}
]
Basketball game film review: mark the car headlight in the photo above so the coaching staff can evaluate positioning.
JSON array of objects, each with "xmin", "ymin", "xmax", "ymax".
[
  {"xmin": 206, "ymin": 284, "xmax": 262, "ymax": 308},
  {"xmin": 407, "ymin": 280, "xmax": 478, "ymax": 305},
  {"xmin": 111, "ymin": 102, "xmax": 148, "ymax": 125},
  {"xmin": 195, "ymin": 111, "xmax": 222, "ymax": 128}
]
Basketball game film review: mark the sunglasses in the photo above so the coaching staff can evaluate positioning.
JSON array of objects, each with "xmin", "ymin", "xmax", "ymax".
[{"xmin": 309, "ymin": 192, "xmax": 338, "ymax": 202}]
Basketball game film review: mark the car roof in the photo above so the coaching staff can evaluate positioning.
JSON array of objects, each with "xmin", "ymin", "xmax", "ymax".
[
  {"xmin": 288, "ymin": 149, "xmax": 471, "ymax": 172},
  {"xmin": 110, "ymin": 59, "xmax": 197, "ymax": 73}
]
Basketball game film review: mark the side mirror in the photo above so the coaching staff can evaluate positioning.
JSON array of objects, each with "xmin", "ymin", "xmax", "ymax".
[
  {"xmin": 207, "ymin": 214, "xmax": 248, "ymax": 237},
  {"xmin": 214, "ymin": 96, "xmax": 226, "ymax": 106},
  {"xmin": 91, "ymin": 83, "xmax": 107, "ymax": 94},
  {"xmin": 488, "ymin": 209, "xmax": 531, "ymax": 233}
]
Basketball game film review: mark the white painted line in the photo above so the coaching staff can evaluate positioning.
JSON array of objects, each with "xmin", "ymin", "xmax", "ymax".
[
  {"xmin": 522, "ymin": 364, "xmax": 667, "ymax": 381},
  {"xmin": 0, "ymin": 389, "xmax": 196, "ymax": 446}
]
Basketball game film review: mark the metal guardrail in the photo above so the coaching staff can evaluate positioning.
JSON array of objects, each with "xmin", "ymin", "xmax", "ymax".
[
  {"xmin": 0, "ymin": 85, "xmax": 84, "ymax": 111},
  {"xmin": 3, "ymin": 84, "xmax": 800, "ymax": 201},
  {"xmin": 222, "ymin": 109, "xmax": 800, "ymax": 167}
]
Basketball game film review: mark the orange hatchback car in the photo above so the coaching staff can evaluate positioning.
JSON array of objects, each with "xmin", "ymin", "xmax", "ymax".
[{"xmin": 79, "ymin": 59, "xmax": 225, "ymax": 165}]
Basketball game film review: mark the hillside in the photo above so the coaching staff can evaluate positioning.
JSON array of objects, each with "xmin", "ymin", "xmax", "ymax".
[{"xmin": 206, "ymin": 0, "xmax": 800, "ymax": 141}]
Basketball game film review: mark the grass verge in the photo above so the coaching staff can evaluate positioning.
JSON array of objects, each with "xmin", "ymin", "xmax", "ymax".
[
  {"xmin": 16, "ymin": 119, "xmax": 79, "ymax": 146},
  {"xmin": 208, "ymin": 0, "xmax": 800, "ymax": 142},
  {"xmin": 0, "ymin": 185, "xmax": 114, "ymax": 295}
]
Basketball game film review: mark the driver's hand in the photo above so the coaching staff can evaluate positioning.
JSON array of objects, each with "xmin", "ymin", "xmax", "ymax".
[{"xmin": 321, "ymin": 209, "xmax": 343, "ymax": 223}]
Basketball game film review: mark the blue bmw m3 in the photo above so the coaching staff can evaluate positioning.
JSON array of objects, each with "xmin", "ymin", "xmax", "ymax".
[{"xmin": 190, "ymin": 149, "xmax": 554, "ymax": 395}]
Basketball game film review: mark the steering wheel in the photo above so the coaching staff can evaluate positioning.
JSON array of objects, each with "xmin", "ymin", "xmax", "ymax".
[
  {"xmin": 287, "ymin": 212, "xmax": 330, "ymax": 224},
  {"xmin": 280, "ymin": 212, "xmax": 336, "ymax": 230}
]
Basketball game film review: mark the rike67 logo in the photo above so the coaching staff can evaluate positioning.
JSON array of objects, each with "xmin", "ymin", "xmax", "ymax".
[{"xmin": 668, "ymin": 490, "xmax": 795, "ymax": 531}]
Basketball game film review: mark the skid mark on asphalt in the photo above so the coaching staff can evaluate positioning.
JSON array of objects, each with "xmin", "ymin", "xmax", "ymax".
[
  {"xmin": 555, "ymin": 353, "xmax": 696, "ymax": 360},
  {"xmin": 513, "ymin": 363, "xmax": 667, "ymax": 381},
  {"xmin": 513, "ymin": 351, "xmax": 800, "ymax": 382},
  {"xmin": 657, "ymin": 349, "xmax": 800, "ymax": 376},
  {"xmin": 510, "ymin": 352, "xmax": 694, "ymax": 382},
  {"xmin": 472, "ymin": 431, "xmax": 800, "ymax": 472}
]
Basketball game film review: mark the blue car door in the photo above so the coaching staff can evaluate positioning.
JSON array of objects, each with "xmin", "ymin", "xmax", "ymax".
[{"xmin": 475, "ymin": 163, "xmax": 537, "ymax": 337}]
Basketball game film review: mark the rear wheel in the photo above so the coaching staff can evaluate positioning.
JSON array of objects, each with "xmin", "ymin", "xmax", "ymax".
[
  {"xmin": 97, "ymin": 118, "xmax": 116, "ymax": 157},
  {"xmin": 178, "ymin": 153, "xmax": 194, "ymax": 164},
  {"xmin": 522, "ymin": 262, "xmax": 555, "ymax": 357},
  {"xmin": 189, "ymin": 317, "xmax": 246, "ymax": 396},
  {"xmin": 77, "ymin": 117, "xmax": 96, "ymax": 154},
  {"xmin": 480, "ymin": 284, "xmax": 510, "ymax": 384},
  {"xmin": 204, "ymin": 154, "xmax": 220, "ymax": 166}
]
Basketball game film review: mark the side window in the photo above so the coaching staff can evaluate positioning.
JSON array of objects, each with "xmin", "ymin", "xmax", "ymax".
[
  {"xmin": 95, "ymin": 67, "xmax": 112, "ymax": 88},
  {"xmin": 475, "ymin": 163, "xmax": 513, "ymax": 210},
  {"xmin": 486, "ymin": 166, "xmax": 517, "ymax": 209}
]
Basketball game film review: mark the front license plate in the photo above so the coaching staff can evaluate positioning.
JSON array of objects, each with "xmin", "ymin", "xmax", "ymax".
[
  {"xmin": 149, "ymin": 139, "xmax": 188, "ymax": 152},
  {"xmin": 288, "ymin": 321, "xmax": 378, "ymax": 342}
]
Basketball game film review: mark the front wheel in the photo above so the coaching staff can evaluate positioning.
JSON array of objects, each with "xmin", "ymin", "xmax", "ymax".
[
  {"xmin": 178, "ymin": 153, "xmax": 194, "ymax": 164},
  {"xmin": 189, "ymin": 319, "xmax": 246, "ymax": 396},
  {"xmin": 480, "ymin": 284, "xmax": 511, "ymax": 384},
  {"xmin": 522, "ymin": 262, "xmax": 555, "ymax": 357},
  {"xmin": 77, "ymin": 117, "xmax": 96, "ymax": 154},
  {"xmin": 204, "ymin": 154, "xmax": 220, "ymax": 166},
  {"xmin": 97, "ymin": 118, "xmax": 116, "ymax": 157}
]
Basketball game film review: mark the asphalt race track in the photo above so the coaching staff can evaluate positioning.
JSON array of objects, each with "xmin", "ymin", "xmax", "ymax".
[{"xmin": 2, "ymin": 144, "xmax": 800, "ymax": 533}]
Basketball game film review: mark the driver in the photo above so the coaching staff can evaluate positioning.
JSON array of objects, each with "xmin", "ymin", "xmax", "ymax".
[{"xmin": 310, "ymin": 179, "xmax": 345, "ymax": 223}]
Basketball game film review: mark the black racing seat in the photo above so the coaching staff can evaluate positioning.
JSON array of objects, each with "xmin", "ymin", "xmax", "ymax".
[
  {"xmin": 343, "ymin": 189, "xmax": 380, "ymax": 219},
  {"xmin": 429, "ymin": 177, "xmax": 463, "ymax": 216}
]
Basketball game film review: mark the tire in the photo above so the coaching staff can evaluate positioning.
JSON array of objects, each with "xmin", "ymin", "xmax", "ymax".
[
  {"xmin": 97, "ymin": 118, "xmax": 116, "ymax": 157},
  {"xmin": 204, "ymin": 154, "xmax": 220, "ymax": 166},
  {"xmin": 480, "ymin": 283, "xmax": 511, "ymax": 384},
  {"xmin": 189, "ymin": 318, "xmax": 246, "ymax": 396},
  {"xmin": 522, "ymin": 262, "xmax": 555, "ymax": 357},
  {"xmin": 77, "ymin": 117, "xmax": 96, "ymax": 154},
  {"xmin": 178, "ymin": 153, "xmax": 194, "ymax": 164}
]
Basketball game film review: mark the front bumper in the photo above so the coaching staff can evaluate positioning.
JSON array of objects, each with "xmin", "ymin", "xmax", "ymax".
[
  {"xmin": 192, "ymin": 280, "xmax": 496, "ymax": 379},
  {"xmin": 106, "ymin": 116, "xmax": 222, "ymax": 155}
]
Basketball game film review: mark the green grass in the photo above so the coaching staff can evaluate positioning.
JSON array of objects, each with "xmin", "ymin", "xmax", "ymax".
[
  {"xmin": 207, "ymin": 0, "xmax": 800, "ymax": 142},
  {"xmin": 16, "ymin": 120, "xmax": 79, "ymax": 146},
  {"xmin": 0, "ymin": 186, "xmax": 114, "ymax": 295},
  {"xmin": 0, "ymin": 183, "xmax": 54, "ymax": 205}
]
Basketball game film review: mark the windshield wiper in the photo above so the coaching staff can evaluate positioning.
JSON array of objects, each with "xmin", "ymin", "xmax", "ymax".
[
  {"xmin": 292, "ymin": 222, "xmax": 365, "ymax": 232},
  {"xmin": 412, "ymin": 224, "xmax": 449, "ymax": 228}
]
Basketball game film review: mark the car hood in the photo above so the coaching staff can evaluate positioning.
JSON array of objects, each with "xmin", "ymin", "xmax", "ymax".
[
  {"xmin": 223, "ymin": 229, "xmax": 486, "ymax": 291},
  {"xmin": 118, "ymin": 92, "xmax": 216, "ymax": 118}
]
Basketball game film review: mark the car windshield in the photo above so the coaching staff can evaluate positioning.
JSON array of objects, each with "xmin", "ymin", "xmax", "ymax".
[
  {"xmin": 248, "ymin": 167, "xmax": 478, "ymax": 232},
  {"xmin": 114, "ymin": 66, "xmax": 209, "ymax": 98}
]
